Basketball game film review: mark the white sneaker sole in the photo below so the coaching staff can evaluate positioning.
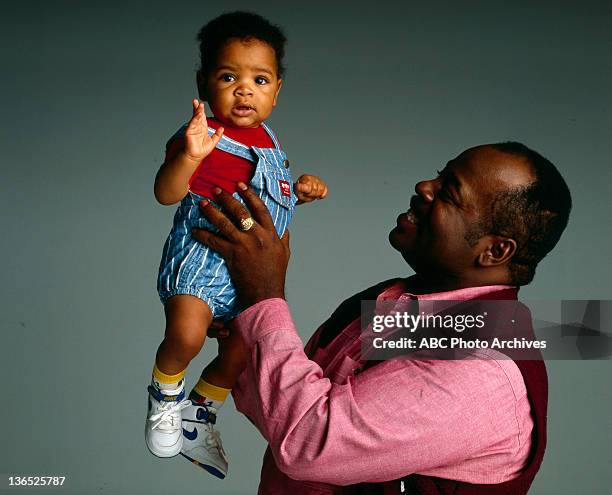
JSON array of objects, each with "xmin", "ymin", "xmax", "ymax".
[{"xmin": 180, "ymin": 452, "xmax": 226, "ymax": 479}]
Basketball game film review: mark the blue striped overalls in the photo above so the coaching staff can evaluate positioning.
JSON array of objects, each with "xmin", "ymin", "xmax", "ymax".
[{"xmin": 157, "ymin": 123, "xmax": 296, "ymax": 320}]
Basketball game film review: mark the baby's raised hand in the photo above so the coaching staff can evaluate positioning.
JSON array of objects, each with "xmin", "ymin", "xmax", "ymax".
[
  {"xmin": 183, "ymin": 99, "xmax": 223, "ymax": 162},
  {"xmin": 294, "ymin": 174, "xmax": 329, "ymax": 204}
]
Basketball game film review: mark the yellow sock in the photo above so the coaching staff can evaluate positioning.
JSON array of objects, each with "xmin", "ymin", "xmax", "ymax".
[
  {"xmin": 190, "ymin": 378, "xmax": 230, "ymax": 409},
  {"xmin": 152, "ymin": 364, "xmax": 185, "ymax": 392}
]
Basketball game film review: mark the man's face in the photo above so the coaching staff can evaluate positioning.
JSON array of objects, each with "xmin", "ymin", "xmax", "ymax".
[
  {"xmin": 389, "ymin": 146, "xmax": 535, "ymax": 279},
  {"xmin": 200, "ymin": 38, "xmax": 282, "ymax": 128}
]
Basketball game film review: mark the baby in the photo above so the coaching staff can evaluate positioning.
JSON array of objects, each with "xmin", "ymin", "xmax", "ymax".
[{"xmin": 145, "ymin": 12, "xmax": 328, "ymax": 479}]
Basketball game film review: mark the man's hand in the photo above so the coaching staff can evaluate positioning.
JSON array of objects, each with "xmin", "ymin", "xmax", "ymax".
[
  {"xmin": 294, "ymin": 174, "xmax": 328, "ymax": 204},
  {"xmin": 191, "ymin": 184, "xmax": 290, "ymax": 308},
  {"xmin": 183, "ymin": 99, "xmax": 224, "ymax": 162},
  {"xmin": 207, "ymin": 319, "xmax": 230, "ymax": 339}
]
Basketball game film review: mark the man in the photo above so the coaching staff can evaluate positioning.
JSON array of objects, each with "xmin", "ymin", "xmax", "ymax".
[{"xmin": 191, "ymin": 142, "xmax": 571, "ymax": 494}]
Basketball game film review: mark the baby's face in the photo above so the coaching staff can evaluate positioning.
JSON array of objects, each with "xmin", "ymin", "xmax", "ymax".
[{"xmin": 201, "ymin": 38, "xmax": 282, "ymax": 128}]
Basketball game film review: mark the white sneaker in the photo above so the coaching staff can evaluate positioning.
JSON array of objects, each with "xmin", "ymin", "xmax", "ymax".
[
  {"xmin": 181, "ymin": 401, "xmax": 228, "ymax": 479},
  {"xmin": 145, "ymin": 384, "xmax": 191, "ymax": 458}
]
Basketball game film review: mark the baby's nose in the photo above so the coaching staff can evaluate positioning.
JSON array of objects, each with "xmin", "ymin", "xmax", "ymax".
[{"xmin": 235, "ymin": 85, "xmax": 254, "ymax": 96}]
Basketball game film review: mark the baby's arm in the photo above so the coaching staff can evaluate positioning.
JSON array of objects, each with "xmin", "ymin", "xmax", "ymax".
[
  {"xmin": 154, "ymin": 99, "xmax": 223, "ymax": 205},
  {"xmin": 294, "ymin": 174, "xmax": 328, "ymax": 204}
]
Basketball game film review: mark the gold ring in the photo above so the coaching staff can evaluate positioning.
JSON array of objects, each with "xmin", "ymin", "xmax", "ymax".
[{"xmin": 240, "ymin": 216, "xmax": 255, "ymax": 231}]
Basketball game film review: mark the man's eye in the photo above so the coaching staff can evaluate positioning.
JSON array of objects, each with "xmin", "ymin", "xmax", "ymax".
[
  {"xmin": 255, "ymin": 76, "xmax": 268, "ymax": 85},
  {"xmin": 221, "ymin": 74, "xmax": 236, "ymax": 82},
  {"xmin": 438, "ymin": 188, "xmax": 453, "ymax": 202}
]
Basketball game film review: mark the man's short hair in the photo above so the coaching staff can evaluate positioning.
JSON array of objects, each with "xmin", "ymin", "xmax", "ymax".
[{"xmin": 466, "ymin": 142, "xmax": 572, "ymax": 286}]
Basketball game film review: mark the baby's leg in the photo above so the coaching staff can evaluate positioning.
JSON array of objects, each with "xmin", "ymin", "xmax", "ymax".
[
  {"xmin": 146, "ymin": 295, "xmax": 212, "ymax": 459},
  {"xmin": 179, "ymin": 320, "xmax": 243, "ymax": 475},
  {"xmin": 155, "ymin": 295, "xmax": 213, "ymax": 375},
  {"xmin": 189, "ymin": 322, "xmax": 247, "ymax": 408}
]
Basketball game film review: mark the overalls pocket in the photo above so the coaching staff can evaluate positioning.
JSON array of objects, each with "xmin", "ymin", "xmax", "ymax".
[{"xmin": 262, "ymin": 170, "xmax": 297, "ymax": 210}]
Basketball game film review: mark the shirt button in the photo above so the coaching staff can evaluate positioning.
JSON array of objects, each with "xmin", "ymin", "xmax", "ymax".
[{"xmin": 283, "ymin": 159, "xmax": 290, "ymax": 168}]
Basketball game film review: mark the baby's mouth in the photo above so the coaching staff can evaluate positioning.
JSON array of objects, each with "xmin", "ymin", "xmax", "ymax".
[{"xmin": 232, "ymin": 104, "xmax": 255, "ymax": 116}]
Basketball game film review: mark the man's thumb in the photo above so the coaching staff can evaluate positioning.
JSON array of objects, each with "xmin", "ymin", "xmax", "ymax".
[{"xmin": 281, "ymin": 229, "xmax": 291, "ymax": 257}]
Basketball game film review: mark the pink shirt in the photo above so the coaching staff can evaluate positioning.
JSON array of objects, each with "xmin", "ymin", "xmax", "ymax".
[{"xmin": 232, "ymin": 282, "xmax": 534, "ymax": 494}]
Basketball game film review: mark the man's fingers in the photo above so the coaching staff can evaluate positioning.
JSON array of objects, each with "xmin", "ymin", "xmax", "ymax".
[
  {"xmin": 198, "ymin": 197, "xmax": 246, "ymax": 241},
  {"xmin": 210, "ymin": 188, "xmax": 257, "ymax": 232},
  {"xmin": 208, "ymin": 320, "xmax": 230, "ymax": 339},
  {"xmin": 235, "ymin": 183, "xmax": 276, "ymax": 231},
  {"xmin": 207, "ymin": 326, "xmax": 230, "ymax": 338},
  {"xmin": 281, "ymin": 229, "xmax": 291, "ymax": 258},
  {"xmin": 191, "ymin": 219, "xmax": 233, "ymax": 253}
]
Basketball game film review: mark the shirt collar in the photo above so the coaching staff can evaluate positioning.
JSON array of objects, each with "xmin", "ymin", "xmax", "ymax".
[{"xmin": 376, "ymin": 280, "xmax": 517, "ymax": 303}]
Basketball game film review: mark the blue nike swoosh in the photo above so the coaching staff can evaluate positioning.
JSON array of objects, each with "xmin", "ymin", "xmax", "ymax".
[{"xmin": 183, "ymin": 427, "xmax": 198, "ymax": 441}]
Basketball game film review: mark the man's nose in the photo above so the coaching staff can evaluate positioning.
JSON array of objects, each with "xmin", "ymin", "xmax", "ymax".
[{"xmin": 414, "ymin": 179, "xmax": 437, "ymax": 203}]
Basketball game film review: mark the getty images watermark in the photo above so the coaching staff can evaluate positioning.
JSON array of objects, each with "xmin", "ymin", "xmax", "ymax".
[{"xmin": 361, "ymin": 300, "xmax": 611, "ymax": 360}]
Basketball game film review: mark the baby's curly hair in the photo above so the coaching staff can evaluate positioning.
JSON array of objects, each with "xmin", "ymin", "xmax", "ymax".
[{"xmin": 197, "ymin": 11, "xmax": 287, "ymax": 78}]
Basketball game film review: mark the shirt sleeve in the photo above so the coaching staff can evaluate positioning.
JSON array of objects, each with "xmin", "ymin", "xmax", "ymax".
[
  {"xmin": 163, "ymin": 125, "xmax": 187, "ymax": 160},
  {"xmin": 232, "ymin": 298, "xmax": 530, "ymax": 486}
]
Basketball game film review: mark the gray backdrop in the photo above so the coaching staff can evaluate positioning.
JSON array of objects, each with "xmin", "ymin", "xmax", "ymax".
[{"xmin": 1, "ymin": 1, "xmax": 611, "ymax": 493}]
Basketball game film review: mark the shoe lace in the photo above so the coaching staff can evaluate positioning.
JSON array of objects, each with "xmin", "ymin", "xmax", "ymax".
[
  {"xmin": 204, "ymin": 423, "xmax": 222, "ymax": 449},
  {"xmin": 202, "ymin": 420, "xmax": 227, "ymax": 459},
  {"xmin": 150, "ymin": 399, "xmax": 191, "ymax": 431}
]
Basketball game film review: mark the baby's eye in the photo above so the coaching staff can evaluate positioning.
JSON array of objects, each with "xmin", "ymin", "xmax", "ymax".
[
  {"xmin": 255, "ymin": 76, "xmax": 269, "ymax": 85},
  {"xmin": 220, "ymin": 74, "xmax": 236, "ymax": 82}
]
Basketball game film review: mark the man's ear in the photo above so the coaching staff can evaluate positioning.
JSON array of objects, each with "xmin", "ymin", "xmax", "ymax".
[
  {"xmin": 477, "ymin": 236, "xmax": 517, "ymax": 267},
  {"xmin": 272, "ymin": 79, "xmax": 283, "ymax": 107},
  {"xmin": 196, "ymin": 71, "xmax": 207, "ymax": 101}
]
